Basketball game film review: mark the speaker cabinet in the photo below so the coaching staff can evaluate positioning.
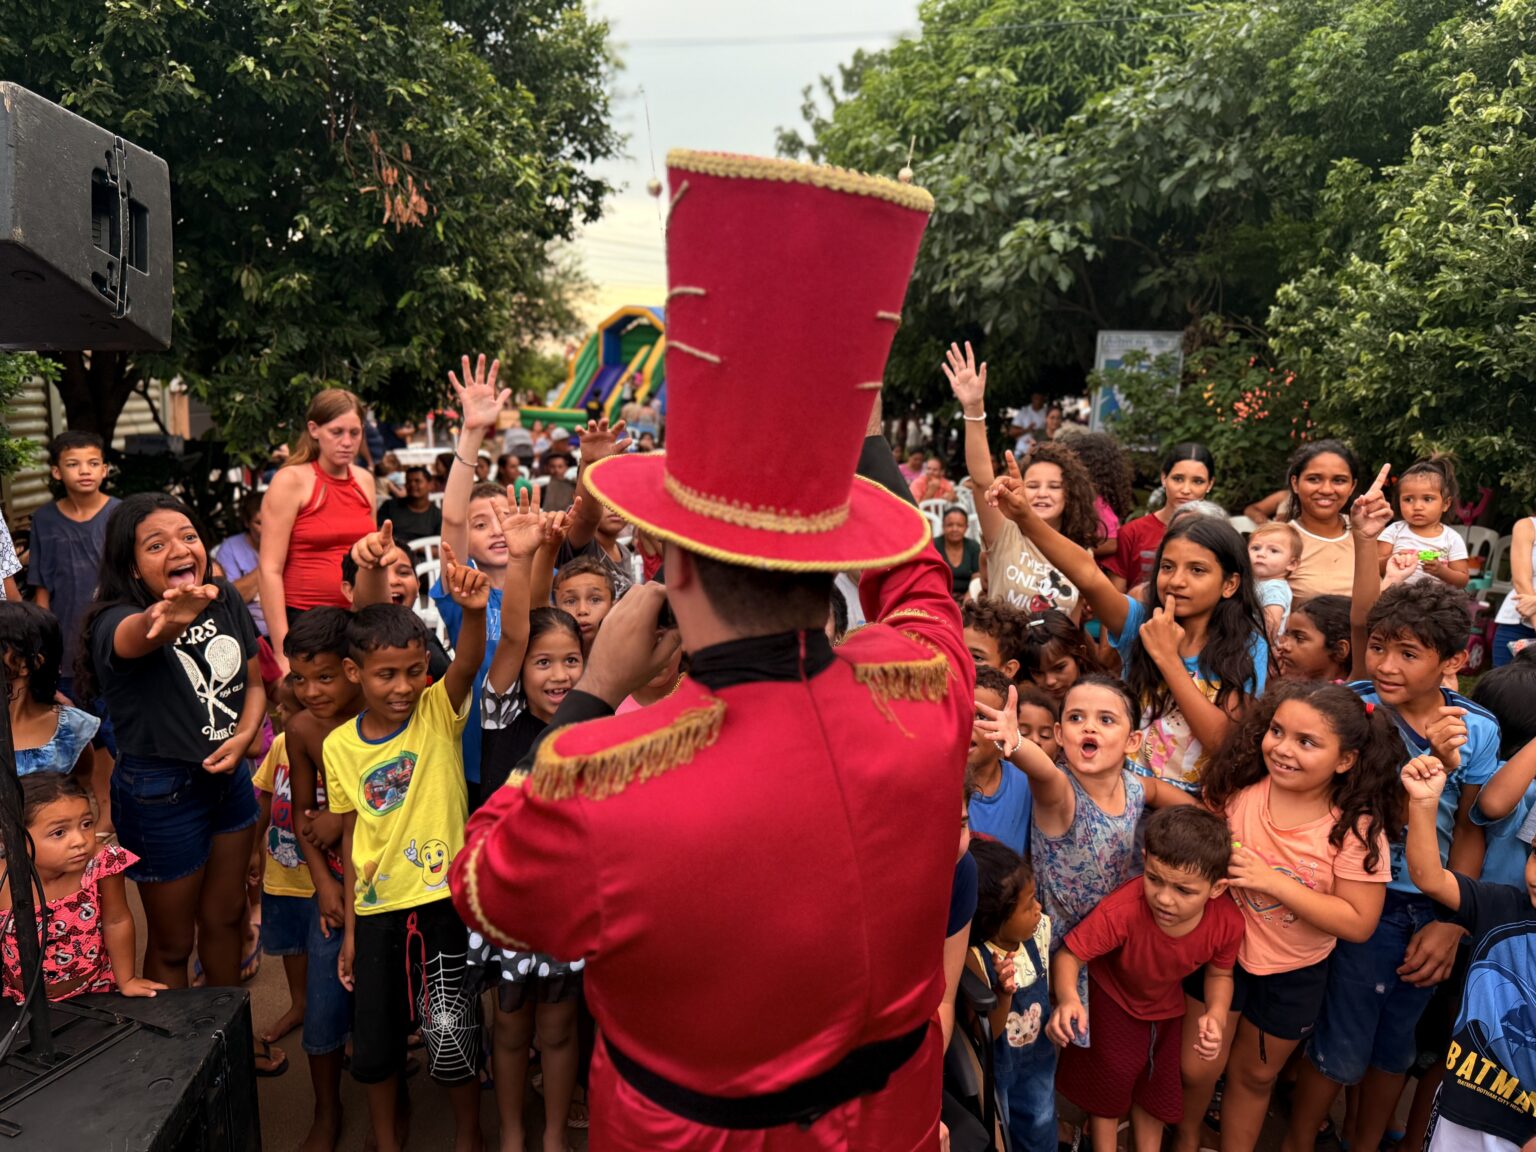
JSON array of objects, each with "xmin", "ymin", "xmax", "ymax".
[
  {"xmin": 0, "ymin": 82, "xmax": 173, "ymax": 351},
  {"xmin": 0, "ymin": 988, "xmax": 260, "ymax": 1150}
]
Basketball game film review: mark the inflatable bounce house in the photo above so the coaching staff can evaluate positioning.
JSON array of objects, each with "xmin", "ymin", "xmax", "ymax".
[{"xmin": 523, "ymin": 306, "xmax": 666, "ymax": 431}]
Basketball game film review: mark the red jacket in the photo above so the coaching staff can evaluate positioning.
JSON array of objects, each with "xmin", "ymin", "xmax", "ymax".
[{"xmin": 453, "ymin": 544, "xmax": 972, "ymax": 1150}]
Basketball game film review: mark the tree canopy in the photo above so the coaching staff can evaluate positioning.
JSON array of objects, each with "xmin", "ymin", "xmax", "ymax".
[
  {"xmin": 782, "ymin": 0, "xmax": 1508, "ymax": 479},
  {"xmin": 0, "ymin": 0, "xmax": 618, "ymax": 455}
]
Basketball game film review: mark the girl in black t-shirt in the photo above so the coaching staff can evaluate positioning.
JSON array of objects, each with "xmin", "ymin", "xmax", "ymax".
[{"xmin": 76, "ymin": 493, "xmax": 266, "ymax": 996}]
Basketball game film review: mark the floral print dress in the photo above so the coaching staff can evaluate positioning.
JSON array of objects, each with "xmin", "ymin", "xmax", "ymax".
[{"xmin": 1, "ymin": 844, "xmax": 134, "ymax": 1001}]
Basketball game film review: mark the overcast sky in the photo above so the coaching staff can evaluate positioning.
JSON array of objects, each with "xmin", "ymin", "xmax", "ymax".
[{"xmin": 573, "ymin": 0, "xmax": 919, "ymax": 320}]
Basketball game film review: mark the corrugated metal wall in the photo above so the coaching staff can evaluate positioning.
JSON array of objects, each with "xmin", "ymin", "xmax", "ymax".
[
  {"xmin": 1, "ymin": 376, "xmax": 57, "ymax": 520},
  {"xmin": 2, "ymin": 376, "xmax": 170, "ymax": 522}
]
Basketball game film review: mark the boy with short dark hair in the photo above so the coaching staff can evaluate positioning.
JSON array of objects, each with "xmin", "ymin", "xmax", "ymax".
[
  {"xmin": 1049, "ymin": 807, "xmax": 1242, "ymax": 1152},
  {"xmin": 280, "ymin": 607, "xmax": 363, "ymax": 1152},
  {"xmin": 327, "ymin": 549, "xmax": 489, "ymax": 1152},
  {"xmin": 1401, "ymin": 755, "xmax": 1536, "ymax": 1152},
  {"xmin": 962, "ymin": 597, "xmax": 1028, "ymax": 681},
  {"xmin": 552, "ymin": 554, "xmax": 616, "ymax": 654},
  {"xmin": 1289, "ymin": 486, "xmax": 1504, "ymax": 1152},
  {"xmin": 28, "ymin": 431, "xmax": 116, "ymax": 701},
  {"xmin": 968, "ymin": 665, "xmax": 1033, "ymax": 854}
]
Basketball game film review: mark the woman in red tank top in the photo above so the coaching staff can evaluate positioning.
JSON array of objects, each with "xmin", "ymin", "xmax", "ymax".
[{"xmin": 258, "ymin": 389, "xmax": 377, "ymax": 672}]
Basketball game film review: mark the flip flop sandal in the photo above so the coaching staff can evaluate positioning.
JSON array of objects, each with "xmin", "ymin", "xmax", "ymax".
[
  {"xmin": 566, "ymin": 1099, "xmax": 589, "ymax": 1130},
  {"xmin": 254, "ymin": 1039, "xmax": 288, "ymax": 1078}
]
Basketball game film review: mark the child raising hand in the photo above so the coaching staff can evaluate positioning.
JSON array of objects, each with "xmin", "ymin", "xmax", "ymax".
[{"xmin": 988, "ymin": 456, "xmax": 1266, "ymax": 796}]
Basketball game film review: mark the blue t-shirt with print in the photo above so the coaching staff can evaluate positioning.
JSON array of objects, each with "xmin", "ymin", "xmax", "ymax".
[
  {"xmin": 970, "ymin": 763, "xmax": 1033, "ymax": 855},
  {"xmin": 1471, "ymin": 774, "xmax": 1536, "ymax": 890},
  {"xmin": 1111, "ymin": 594, "xmax": 1268, "ymax": 794},
  {"xmin": 1349, "ymin": 682, "xmax": 1500, "ymax": 894},
  {"xmin": 431, "ymin": 578, "xmax": 502, "ymax": 785}
]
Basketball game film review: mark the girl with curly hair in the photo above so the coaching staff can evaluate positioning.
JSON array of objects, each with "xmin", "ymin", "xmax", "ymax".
[
  {"xmin": 983, "ymin": 441, "xmax": 1099, "ymax": 621},
  {"xmin": 1174, "ymin": 679, "xmax": 1401, "ymax": 1152},
  {"xmin": 945, "ymin": 343, "xmax": 1099, "ymax": 622}
]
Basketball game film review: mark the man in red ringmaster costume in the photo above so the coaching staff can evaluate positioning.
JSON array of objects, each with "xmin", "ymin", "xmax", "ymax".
[{"xmin": 451, "ymin": 149, "xmax": 973, "ymax": 1150}]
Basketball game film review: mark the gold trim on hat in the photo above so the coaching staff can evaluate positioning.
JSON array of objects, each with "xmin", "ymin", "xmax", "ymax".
[
  {"xmin": 668, "ymin": 150, "xmax": 935, "ymax": 214},
  {"xmin": 583, "ymin": 459, "xmax": 932, "ymax": 574},
  {"xmin": 664, "ymin": 471, "xmax": 849, "ymax": 533}
]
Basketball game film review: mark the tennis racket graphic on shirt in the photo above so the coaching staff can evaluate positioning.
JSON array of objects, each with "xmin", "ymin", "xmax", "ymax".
[{"xmin": 174, "ymin": 637, "xmax": 241, "ymax": 734}]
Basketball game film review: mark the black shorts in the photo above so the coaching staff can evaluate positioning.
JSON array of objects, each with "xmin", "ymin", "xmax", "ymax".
[
  {"xmin": 1181, "ymin": 959, "xmax": 1329, "ymax": 1043},
  {"xmin": 351, "ymin": 899, "xmax": 482, "ymax": 1085}
]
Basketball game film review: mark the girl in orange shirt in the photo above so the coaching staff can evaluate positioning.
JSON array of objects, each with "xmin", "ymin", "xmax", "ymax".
[{"xmin": 1166, "ymin": 681, "xmax": 1401, "ymax": 1152}]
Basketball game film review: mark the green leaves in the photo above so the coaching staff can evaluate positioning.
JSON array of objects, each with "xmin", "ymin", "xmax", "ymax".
[
  {"xmin": 1271, "ymin": 2, "xmax": 1536, "ymax": 511},
  {"xmin": 0, "ymin": 0, "xmax": 617, "ymax": 457}
]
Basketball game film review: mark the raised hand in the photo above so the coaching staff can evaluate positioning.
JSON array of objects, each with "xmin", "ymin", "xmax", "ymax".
[
  {"xmin": 1194, "ymin": 1012, "xmax": 1224, "ymax": 1061},
  {"xmin": 351, "ymin": 519, "xmax": 396, "ymax": 571},
  {"xmin": 1351, "ymin": 463, "xmax": 1393, "ymax": 540},
  {"xmin": 974, "ymin": 685, "xmax": 1021, "ymax": 754},
  {"xmin": 441, "ymin": 539, "xmax": 490, "ymax": 611},
  {"xmin": 1138, "ymin": 604, "xmax": 1187, "ymax": 667},
  {"xmin": 1424, "ymin": 707, "xmax": 1468, "ymax": 772},
  {"xmin": 448, "ymin": 353, "xmax": 509, "ymax": 432},
  {"xmin": 496, "ymin": 485, "xmax": 546, "ymax": 561},
  {"xmin": 942, "ymin": 341, "xmax": 987, "ymax": 411},
  {"xmin": 1400, "ymin": 754, "xmax": 1448, "ymax": 804},
  {"xmin": 145, "ymin": 584, "xmax": 218, "ymax": 641},
  {"xmin": 996, "ymin": 950, "xmax": 1020, "ymax": 997},
  {"xmin": 579, "ymin": 418, "xmax": 632, "ymax": 464}
]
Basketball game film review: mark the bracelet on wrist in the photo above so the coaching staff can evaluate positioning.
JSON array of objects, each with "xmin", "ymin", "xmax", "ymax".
[
  {"xmin": 454, "ymin": 448, "xmax": 478, "ymax": 469},
  {"xmin": 961, "ymin": 411, "xmax": 986, "ymax": 423}
]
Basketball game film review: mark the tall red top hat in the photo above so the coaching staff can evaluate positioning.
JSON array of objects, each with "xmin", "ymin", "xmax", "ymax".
[{"xmin": 583, "ymin": 151, "xmax": 934, "ymax": 571}]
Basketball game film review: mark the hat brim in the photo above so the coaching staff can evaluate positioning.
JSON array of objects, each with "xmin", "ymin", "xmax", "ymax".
[{"xmin": 583, "ymin": 453, "xmax": 933, "ymax": 572}]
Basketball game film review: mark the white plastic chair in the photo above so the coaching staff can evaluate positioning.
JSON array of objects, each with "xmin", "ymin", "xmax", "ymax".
[
  {"xmin": 1228, "ymin": 515, "xmax": 1257, "ymax": 538},
  {"xmin": 1488, "ymin": 533, "xmax": 1514, "ymax": 598},
  {"xmin": 1464, "ymin": 526, "xmax": 1499, "ymax": 569},
  {"xmin": 415, "ymin": 557, "xmax": 440, "ymax": 592},
  {"xmin": 919, "ymin": 499, "xmax": 950, "ymax": 539},
  {"xmin": 428, "ymin": 492, "xmax": 445, "ymax": 507},
  {"xmin": 406, "ymin": 535, "xmax": 441, "ymax": 565}
]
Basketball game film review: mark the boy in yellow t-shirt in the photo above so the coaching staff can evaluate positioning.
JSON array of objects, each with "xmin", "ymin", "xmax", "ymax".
[
  {"xmin": 325, "ymin": 547, "xmax": 489, "ymax": 1152},
  {"xmin": 252, "ymin": 728, "xmax": 312, "ymax": 1053}
]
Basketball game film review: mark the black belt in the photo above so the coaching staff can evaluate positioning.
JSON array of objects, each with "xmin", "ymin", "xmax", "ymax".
[{"xmin": 605, "ymin": 1023, "xmax": 928, "ymax": 1130}]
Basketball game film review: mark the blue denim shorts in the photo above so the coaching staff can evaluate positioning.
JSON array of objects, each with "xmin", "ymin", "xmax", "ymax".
[
  {"xmin": 111, "ymin": 754, "xmax": 259, "ymax": 884},
  {"xmin": 260, "ymin": 893, "xmax": 352, "ymax": 1056},
  {"xmin": 1306, "ymin": 890, "xmax": 1440, "ymax": 1083}
]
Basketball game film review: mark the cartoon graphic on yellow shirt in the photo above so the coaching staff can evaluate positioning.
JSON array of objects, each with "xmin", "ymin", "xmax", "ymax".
[{"xmin": 404, "ymin": 838, "xmax": 451, "ymax": 890}]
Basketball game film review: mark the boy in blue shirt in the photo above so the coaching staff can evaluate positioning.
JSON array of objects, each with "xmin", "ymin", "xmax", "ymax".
[
  {"xmin": 1401, "ymin": 754, "xmax": 1536, "ymax": 1152},
  {"xmin": 967, "ymin": 665, "xmax": 1033, "ymax": 854},
  {"xmin": 1286, "ymin": 473, "xmax": 1501, "ymax": 1152}
]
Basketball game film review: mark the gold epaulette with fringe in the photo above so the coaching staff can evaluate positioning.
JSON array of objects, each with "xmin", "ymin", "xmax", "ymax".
[
  {"xmin": 852, "ymin": 638, "xmax": 952, "ymax": 708},
  {"xmin": 529, "ymin": 697, "xmax": 727, "ymax": 802}
]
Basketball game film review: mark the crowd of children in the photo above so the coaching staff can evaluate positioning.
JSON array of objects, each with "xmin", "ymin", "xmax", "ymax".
[
  {"xmin": 0, "ymin": 330, "xmax": 1532, "ymax": 1152},
  {"xmin": 936, "ymin": 352, "xmax": 1536, "ymax": 1152}
]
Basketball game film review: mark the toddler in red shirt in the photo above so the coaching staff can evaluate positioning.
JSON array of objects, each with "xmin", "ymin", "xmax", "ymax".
[{"xmin": 1048, "ymin": 807, "xmax": 1243, "ymax": 1152}]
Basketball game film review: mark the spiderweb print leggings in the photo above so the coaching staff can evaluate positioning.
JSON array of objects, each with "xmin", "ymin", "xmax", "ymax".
[{"xmin": 406, "ymin": 906, "xmax": 483, "ymax": 1084}]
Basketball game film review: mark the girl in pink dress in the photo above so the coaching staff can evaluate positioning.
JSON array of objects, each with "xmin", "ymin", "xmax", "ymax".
[{"xmin": 0, "ymin": 774, "xmax": 164, "ymax": 1002}]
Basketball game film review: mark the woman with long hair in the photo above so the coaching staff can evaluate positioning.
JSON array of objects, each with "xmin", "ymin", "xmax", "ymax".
[{"xmin": 257, "ymin": 389, "xmax": 376, "ymax": 673}]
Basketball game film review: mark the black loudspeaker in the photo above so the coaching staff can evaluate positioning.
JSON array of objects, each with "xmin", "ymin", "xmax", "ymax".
[
  {"xmin": 0, "ymin": 82, "xmax": 173, "ymax": 352},
  {"xmin": 0, "ymin": 988, "xmax": 261, "ymax": 1150}
]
